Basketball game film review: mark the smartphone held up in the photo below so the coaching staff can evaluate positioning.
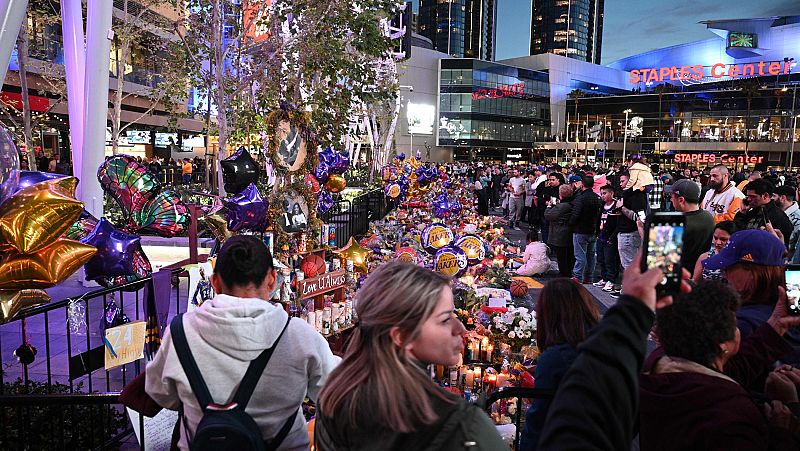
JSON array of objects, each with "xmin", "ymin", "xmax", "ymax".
[
  {"xmin": 784, "ymin": 265, "xmax": 800, "ymax": 316},
  {"xmin": 641, "ymin": 212, "xmax": 686, "ymax": 295}
]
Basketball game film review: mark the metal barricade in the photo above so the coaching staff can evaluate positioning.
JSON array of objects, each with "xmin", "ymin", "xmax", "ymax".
[
  {"xmin": 483, "ymin": 387, "xmax": 556, "ymax": 451},
  {"xmin": 0, "ymin": 268, "xmax": 189, "ymax": 448}
]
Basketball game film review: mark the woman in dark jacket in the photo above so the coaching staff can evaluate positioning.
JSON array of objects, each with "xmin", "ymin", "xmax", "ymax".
[
  {"xmin": 640, "ymin": 281, "xmax": 800, "ymax": 450},
  {"xmin": 314, "ymin": 263, "xmax": 506, "ymax": 451},
  {"xmin": 520, "ymin": 279, "xmax": 600, "ymax": 451},
  {"xmin": 544, "ymin": 184, "xmax": 574, "ymax": 277}
]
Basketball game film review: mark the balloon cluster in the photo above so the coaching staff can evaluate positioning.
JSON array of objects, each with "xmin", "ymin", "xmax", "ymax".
[
  {"xmin": 419, "ymin": 223, "xmax": 488, "ymax": 278},
  {"xmin": 0, "ymin": 127, "xmax": 97, "ymax": 323},
  {"xmin": 382, "ymin": 154, "xmax": 439, "ymax": 204},
  {"xmin": 314, "ymin": 146, "xmax": 350, "ymax": 214},
  {"xmin": 220, "ymin": 147, "xmax": 259, "ymax": 195},
  {"xmin": 431, "ymin": 193, "xmax": 462, "ymax": 220}
]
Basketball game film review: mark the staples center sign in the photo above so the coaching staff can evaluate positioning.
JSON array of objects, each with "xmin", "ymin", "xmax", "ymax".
[
  {"xmin": 673, "ymin": 153, "xmax": 764, "ymax": 165},
  {"xmin": 630, "ymin": 60, "xmax": 792, "ymax": 84}
]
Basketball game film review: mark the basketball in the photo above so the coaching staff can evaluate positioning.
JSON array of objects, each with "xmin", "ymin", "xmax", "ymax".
[
  {"xmin": 300, "ymin": 254, "xmax": 326, "ymax": 278},
  {"xmin": 510, "ymin": 279, "xmax": 529, "ymax": 298}
]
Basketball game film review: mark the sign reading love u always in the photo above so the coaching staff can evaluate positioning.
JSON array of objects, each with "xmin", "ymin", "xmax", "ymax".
[{"xmin": 297, "ymin": 269, "xmax": 347, "ymax": 300}]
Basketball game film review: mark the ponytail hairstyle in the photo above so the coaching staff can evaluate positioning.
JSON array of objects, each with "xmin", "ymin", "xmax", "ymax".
[
  {"xmin": 318, "ymin": 262, "xmax": 453, "ymax": 433},
  {"xmin": 213, "ymin": 235, "xmax": 274, "ymax": 288}
]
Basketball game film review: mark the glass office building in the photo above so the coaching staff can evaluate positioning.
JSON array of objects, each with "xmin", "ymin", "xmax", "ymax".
[
  {"xmin": 418, "ymin": 0, "xmax": 496, "ymax": 60},
  {"xmin": 531, "ymin": 0, "xmax": 604, "ymax": 64}
]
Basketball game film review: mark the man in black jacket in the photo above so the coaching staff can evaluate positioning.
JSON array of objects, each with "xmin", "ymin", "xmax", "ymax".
[
  {"xmin": 538, "ymin": 253, "xmax": 686, "ymax": 451},
  {"xmin": 569, "ymin": 175, "xmax": 602, "ymax": 283},
  {"xmin": 734, "ymin": 178, "xmax": 793, "ymax": 247},
  {"xmin": 616, "ymin": 172, "xmax": 648, "ymax": 275}
]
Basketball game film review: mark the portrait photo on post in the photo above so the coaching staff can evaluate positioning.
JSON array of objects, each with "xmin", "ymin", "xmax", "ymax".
[
  {"xmin": 279, "ymin": 189, "xmax": 309, "ymax": 233},
  {"xmin": 274, "ymin": 118, "xmax": 307, "ymax": 172}
]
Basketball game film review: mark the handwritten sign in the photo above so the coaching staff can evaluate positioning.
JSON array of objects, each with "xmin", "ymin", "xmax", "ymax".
[
  {"xmin": 127, "ymin": 407, "xmax": 179, "ymax": 451},
  {"xmin": 297, "ymin": 269, "xmax": 347, "ymax": 299},
  {"xmin": 104, "ymin": 321, "xmax": 146, "ymax": 369}
]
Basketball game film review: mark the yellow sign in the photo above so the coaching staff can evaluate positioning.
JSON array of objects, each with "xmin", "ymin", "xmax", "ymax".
[{"xmin": 104, "ymin": 321, "xmax": 146, "ymax": 369}]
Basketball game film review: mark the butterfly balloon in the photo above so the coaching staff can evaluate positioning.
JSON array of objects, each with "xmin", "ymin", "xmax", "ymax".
[{"xmin": 98, "ymin": 155, "xmax": 190, "ymax": 237}]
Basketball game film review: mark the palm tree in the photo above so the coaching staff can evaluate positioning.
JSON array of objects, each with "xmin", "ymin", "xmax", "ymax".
[
  {"xmin": 654, "ymin": 84, "xmax": 675, "ymax": 143},
  {"xmin": 567, "ymin": 89, "xmax": 586, "ymax": 145}
]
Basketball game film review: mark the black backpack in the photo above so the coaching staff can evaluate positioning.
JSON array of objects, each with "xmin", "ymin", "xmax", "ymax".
[{"xmin": 170, "ymin": 314, "xmax": 297, "ymax": 451}]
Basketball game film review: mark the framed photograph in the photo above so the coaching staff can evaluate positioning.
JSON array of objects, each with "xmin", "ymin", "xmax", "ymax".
[
  {"xmin": 274, "ymin": 118, "xmax": 307, "ymax": 171},
  {"xmin": 267, "ymin": 110, "xmax": 315, "ymax": 174},
  {"xmin": 278, "ymin": 189, "xmax": 309, "ymax": 233}
]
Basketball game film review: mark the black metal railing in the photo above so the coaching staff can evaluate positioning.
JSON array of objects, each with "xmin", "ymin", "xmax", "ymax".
[
  {"xmin": 318, "ymin": 188, "xmax": 388, "ymax": 248},
  {"xmin": 0, "ymin": 267, "xmax": 189, "ymax": 448},
  {"xmin": 483, "ymin": 387, "xmax": 555, "ymax": 451}
]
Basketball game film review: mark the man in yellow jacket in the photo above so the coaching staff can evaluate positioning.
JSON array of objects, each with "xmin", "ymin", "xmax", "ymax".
[{"xmin": 702, "ymin": 164, "xmax": 744, "ymax": 223}]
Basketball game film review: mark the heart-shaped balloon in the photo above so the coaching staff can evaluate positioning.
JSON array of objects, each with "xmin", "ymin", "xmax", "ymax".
[{"xmin": 315, "ymin": 162, "xmax": 331, "ymax": 184}]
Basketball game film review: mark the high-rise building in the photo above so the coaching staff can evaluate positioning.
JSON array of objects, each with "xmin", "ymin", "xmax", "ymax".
[
  {"xmin": 530, "ymin": 0, "xmax": 604, "ymax": 64},
  {"xmin": 418, "ymin": 0, "xmax": 497, "ymax": 60}
]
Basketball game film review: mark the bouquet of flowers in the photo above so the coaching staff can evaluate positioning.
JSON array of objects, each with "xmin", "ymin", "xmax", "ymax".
[{"xmin": 486, "ymin": 306, "xmax": 536, "ymax": 353}]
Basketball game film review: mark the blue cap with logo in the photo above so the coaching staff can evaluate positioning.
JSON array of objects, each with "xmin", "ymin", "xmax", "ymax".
[
  {"xmin": 703, "ymin": 229, "xmax": 786, "ymax": 271},
  {"xmin": 568, "ymin": 175, "xmax": 583, "ymax": 184}
]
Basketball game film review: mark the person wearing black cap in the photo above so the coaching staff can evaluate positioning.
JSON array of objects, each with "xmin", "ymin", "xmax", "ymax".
[
  {"xmin": 569, "ymin": 175, "xmax": 602, "ymax": 284},
  {"xmin": 734, "ymin": 178, "xmax": 793, "ymax": 247},
  {"xmin": 668, "ymin": 179, "xmax": 715, "ymax": 275},
  {"xmin": 772, "ymin": 185, "xmax": 800, "ymax": 261}
]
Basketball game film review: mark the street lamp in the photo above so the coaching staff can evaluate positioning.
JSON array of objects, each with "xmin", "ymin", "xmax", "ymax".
[
  {"xmin": 791, "ymin": 114, "xmax": 800, "ymax": 169},
  {"xmin": 622, "ymin": 109, "xmax": 632, "ymax": 163}
]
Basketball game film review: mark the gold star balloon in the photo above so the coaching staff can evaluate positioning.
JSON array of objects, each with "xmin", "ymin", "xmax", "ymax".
[
  {"xmin": 30, "ymin": 176, "xmax": 79, "ymax": 198},
  {"xmin": 0, "ymin": 289, "xmax": 51, "ymax": 324},
  {"xmin": 204, "ymin": 213, "xmax": 234, "ymax": 242},
  {"xmin": 0, "ymin": 184, "xmax": 83, "ymax": 254},
  {"xmin": 333, "ymin": 237, "xmax": 373, "ymax": 273},
  {"xmin": 0, "ymin": 239, "xmax": 97, "ymax": 290}
]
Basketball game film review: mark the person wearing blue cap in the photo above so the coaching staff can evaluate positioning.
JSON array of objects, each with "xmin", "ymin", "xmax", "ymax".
[{"xmin": 702, "ymin": 229, "xmax": 792, "ymax": 340}]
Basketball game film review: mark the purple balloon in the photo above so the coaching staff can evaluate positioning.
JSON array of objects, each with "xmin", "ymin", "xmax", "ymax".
[
  {"xmin": 225, "ymin": 183, "xmax": 268, "ymax": 232},
  {"xmin": 319, "ymin": 146, "xmax": 335, "ymax": 166},
  {"xmin": 433, "ymin": 194, "xmax": 456, "ymax": 219},
  {"xmin": 317, "ymin": 190, "xmax": 334, "ymax": 214},
  {"xmin": 81, "ymin": 218, "xmax": 144, "ymax": 281},
  {"xmin": 0, "ymin": 126, "xmax": 19, "ymax": 205},
  {"xmin": 16, "ymin": 170, "xmax": 64, "ymax": 193},
  {"xmin": 330, "ymin": 152, "xmax": 350, "ymax": 175},
  {"xmin": 315, "ymin": 162, "xmax": 331, "ymax": 184}
]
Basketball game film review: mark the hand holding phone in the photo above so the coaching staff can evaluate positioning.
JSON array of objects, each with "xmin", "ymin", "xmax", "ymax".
[
  {"xmin": 641, "ymin": 212, "xmax": 686, "ymax": 295},
  {"xmin": 784, "ymin": 266, "xmax": 800, "ymax": 316}
]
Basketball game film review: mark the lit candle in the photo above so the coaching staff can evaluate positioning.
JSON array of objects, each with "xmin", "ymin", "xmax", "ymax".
[
  {"xmin": 465, "ymin": 369, "xmax": 475, "ymax": 388},
  {"xmin": 484, "ymin": 344, "xmax": 494, "ymax": 362},
  {"xmin": 497, "ymin": 372, "xmax": 509, "ymax": 388}
]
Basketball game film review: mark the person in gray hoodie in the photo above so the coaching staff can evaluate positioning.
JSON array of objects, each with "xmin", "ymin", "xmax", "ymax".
[{"xmin": 145, "ymin": 236, "xmax": 340, "ymax": 450}]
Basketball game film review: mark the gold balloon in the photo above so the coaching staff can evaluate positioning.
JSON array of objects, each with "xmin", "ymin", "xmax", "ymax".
[
  {"xmin": 0, "ymin": 185, "xmax": 84, "ymax": 254},
  {"xmin": 0, "ymin": 239, "xmax": 97, "ymax": 290},
  {"xmin": 326, "ymin": 175, "xmax": 347, "ymax": 193},
  {"xmin": 204, "ymin": 213, "xmax": 234, "ymax": 242},
  {"xmin": 0, "ymin": 289, "xmax": 51, "ymax": 324},
  {"xmin": 30, "ymin": 176, "xmax": 79, "ymax": 198},
  {"xmin": 333, "ymin": 237, "xmax": 373, "ymax": 273}
]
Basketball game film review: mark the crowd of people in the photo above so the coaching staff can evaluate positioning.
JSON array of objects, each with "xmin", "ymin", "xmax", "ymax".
[
  {"xmin": 130, "ymin": 157, "xmax": 800, "ymax": 450},
  {"xmin": 467, "ymin": 157, "xmax": 800, "ymax": 294}
]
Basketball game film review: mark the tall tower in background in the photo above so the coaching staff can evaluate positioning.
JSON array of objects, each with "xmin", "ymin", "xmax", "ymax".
[
  {"xmin": 418, "ymin": 0, "xmax": 497, "ymax": 60},
  {"xmin": 530, "ymin": 0, "xmax": 604, "ymax": 63}
]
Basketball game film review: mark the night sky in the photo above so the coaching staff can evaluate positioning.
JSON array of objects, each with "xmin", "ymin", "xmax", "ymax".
[{"xmin": 413, "ymin": 0, "xmax": 800, "ymax": 65}]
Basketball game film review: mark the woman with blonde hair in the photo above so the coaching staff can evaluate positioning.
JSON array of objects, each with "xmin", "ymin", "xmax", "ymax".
[{"xmin": 314, "ymin": 262, "xmax": 506, "ymax": 450}]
